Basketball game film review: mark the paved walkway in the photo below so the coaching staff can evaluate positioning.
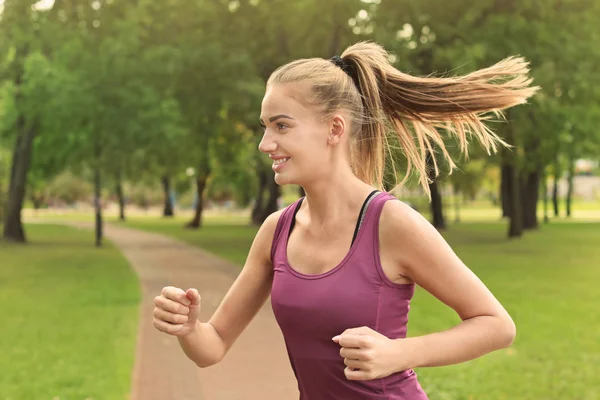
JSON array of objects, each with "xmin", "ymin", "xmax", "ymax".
[{"xmin": 64, "ymin": 222, "xmax": 298, "ymax": 400}]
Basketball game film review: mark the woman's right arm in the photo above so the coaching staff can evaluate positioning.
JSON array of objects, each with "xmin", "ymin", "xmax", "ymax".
[{"xmin": 153, "ymin": 210, "xmax": 283, "ymax": 367}]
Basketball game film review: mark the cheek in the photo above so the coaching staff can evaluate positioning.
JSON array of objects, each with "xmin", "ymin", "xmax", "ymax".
[
  {"xmin": 289, "ymin": 123, "xmax": 329, "ymax": 160},
  {"xmin": 305, "ymin": 125, "xmax": 329, "ymax": 149},
  {"xmin": 301, "ymin": 138, "xmax": 327, "ymax": 160}
]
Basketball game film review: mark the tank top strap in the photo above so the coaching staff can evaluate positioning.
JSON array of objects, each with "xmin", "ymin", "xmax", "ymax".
[
  {"xmin": 270, "ymin": 197, "xmax": 304, "ymax": 263},
  {"xmin": 365, "ymin": 191, "xmax": 398, "ymax": 229},
  {"xmin": 354, "ymin": 191, "xmax": 398, "ymax": 255},
  {"xmin": 351, "ymin": 191, "xmax": 413, "ymax": 290}
]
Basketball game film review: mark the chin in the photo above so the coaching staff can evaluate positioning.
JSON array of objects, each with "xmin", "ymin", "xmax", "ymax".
[
  {"xmin": 274, "ymin": 173, "xmax": 299, "ymax": 187},
  {"xmin": 274, "ymin": 175, "xmax": 291, "ymax": 186}
]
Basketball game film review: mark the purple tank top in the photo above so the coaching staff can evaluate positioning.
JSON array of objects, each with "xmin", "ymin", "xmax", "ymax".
[{"xmin": 270, "ymin": 192, "xmax": 429, "ymax": 399}]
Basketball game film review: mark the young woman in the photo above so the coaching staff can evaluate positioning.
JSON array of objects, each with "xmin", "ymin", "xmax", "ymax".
[{"xmin": 153, "ymin": 41, "xmax": 538, "ymax": 399}]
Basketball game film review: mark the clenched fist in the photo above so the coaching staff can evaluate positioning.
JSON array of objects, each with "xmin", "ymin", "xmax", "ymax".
[{"xmin": 153, "ymin": 286, "xmax": 201, "ymax": 337}]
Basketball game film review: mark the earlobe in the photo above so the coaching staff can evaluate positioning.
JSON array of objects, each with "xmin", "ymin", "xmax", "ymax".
[
  {"xmin": 329, "ymin": 116, "xmax": 346, "ymax": 145},
  {"xmin": 328, "ymin": 129, "xmax": 339, "ymax": 146}
]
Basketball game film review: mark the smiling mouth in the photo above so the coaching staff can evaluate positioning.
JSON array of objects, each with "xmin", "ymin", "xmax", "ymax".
[{"xmin": 273, "ymin": 157, "xmax": 290, "ymax": 166}]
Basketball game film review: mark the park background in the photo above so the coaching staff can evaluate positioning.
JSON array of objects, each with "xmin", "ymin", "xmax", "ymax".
[{"xmin": 1, "ymin": 0, "xmax": 599, "ymax": 399}]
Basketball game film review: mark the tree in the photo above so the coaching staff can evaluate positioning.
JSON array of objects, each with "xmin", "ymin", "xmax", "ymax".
[
  {"xmin": 30, "ymin": 0, "xmax": 186, "ymax": 245},
  {"xmin": 371, "ymin": 0, "xmax": 600, "ymax": 237},
  {"xmin": 0, "ymin": 0, "xmax": 46, "ymax": 242}
]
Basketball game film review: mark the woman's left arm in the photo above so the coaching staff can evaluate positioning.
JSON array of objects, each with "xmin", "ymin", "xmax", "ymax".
[
  {"xmin": 333, "ymin": 200, "xmax": 516, "ymax": 381},
  {"xmin": 382, "ymin": 200, "xmax": 516, "ymax": 371}
]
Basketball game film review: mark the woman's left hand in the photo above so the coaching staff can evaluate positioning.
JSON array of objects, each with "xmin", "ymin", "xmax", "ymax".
[{"xmin": 332, "ymin": 326, "xmax": 408, "ymax": 381}]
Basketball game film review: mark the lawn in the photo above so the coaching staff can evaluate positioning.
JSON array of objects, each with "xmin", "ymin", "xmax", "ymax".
[
  {"xmin": 121, "ymin": 215, "xmax": 600, "ymax": 400},
  {"xmin": 409, "ymin": 222, "xmax": 600, "ymax": 400},
  {"xmin": 0, "ymin": 224, "xmax": 140, "ymax": 400}
]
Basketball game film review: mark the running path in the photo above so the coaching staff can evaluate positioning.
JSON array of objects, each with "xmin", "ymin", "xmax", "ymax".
[{"xmin": 63, "ymin": 221, "xmax": 298, "ymax": 400}]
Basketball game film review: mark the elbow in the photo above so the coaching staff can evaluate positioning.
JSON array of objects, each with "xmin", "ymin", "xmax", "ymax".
[
  {"xmin": 498, "ymin": 315, "xmax": 517, "ymax": 348},
  {"xmin": 196, "ymin": 360, "xmax": 215, "ymax": 369},
  {"xmin": 195, "ymin": 354, "xmax": 222, "ymax": 369},
  {"xmin": 194, "ymin": 347, "xmax": 226, "ymax": 369}
]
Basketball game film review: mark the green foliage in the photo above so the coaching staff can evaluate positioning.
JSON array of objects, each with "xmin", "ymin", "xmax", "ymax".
[
  {"xmin": 1, "ymin": 0, "xmax": 599, "ymax": 224},
  {"xmin": 44, "ymin": 170, "xmax": 93, "ymax": 205},
  {"xmin": 449, "ymin": 159, "xmax": 500, "ymax": 201},
  {"xmin": 208, "ymin": 122, "xmax": 259, "ymax": 207},
  {"xmin": 127, "ymin": 180, "xmax": 163, "ymax": 209}
]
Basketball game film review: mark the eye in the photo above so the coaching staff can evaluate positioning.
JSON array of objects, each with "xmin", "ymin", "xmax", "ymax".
[{"xmin": 276, "ymin": 123, "xmax": 288, "ymax": 131}]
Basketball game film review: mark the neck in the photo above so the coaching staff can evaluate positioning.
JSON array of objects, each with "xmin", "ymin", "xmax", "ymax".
[{"xmin": 300, "ymin": 165, "xmax": 376, "ymax": 227}]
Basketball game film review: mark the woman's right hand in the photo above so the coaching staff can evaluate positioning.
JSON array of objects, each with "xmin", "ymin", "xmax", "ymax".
[{"xmin": 153, "ymin": 286, "xmax": 201, "ymax": 337}]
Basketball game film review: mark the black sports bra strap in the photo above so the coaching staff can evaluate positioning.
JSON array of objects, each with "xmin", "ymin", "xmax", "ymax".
[
  {"xmin": 288, "ymin": 190, "xmax": 380, "ymax": 248},
  {"xmin": 289, "ymin": 197, "xmax": 304, "ymax": 234},
  {"xmin": 351, "ymin": 190, "xmax": 380, "ymax": 244}
]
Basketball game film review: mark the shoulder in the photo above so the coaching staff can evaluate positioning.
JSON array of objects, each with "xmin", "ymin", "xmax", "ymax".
[
  {"xmin": 379, "ymin": 196, "xmax": 429, "ymax": 237},
  {"xmin": 253, "ymin": 206, "xmax": 292, "ymax": 262},
  {"xmin": 257, "ymin": 198, "xmax": 301, "ymax": 234},
  {"xmin": 256, "ymin": 208, "xmax": 287, "ymax": 242},
  {"xmin": 379, "ymin": 197, "xmax": 444, "ymax": 267},
  {"xmin": 261, "ymin": 208, "xmax": 287, "ymax": 235}
]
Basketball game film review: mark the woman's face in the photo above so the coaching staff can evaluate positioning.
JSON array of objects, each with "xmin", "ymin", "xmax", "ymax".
[{"xmin": 258, "ymin": 82, "xmax": 333, "ymax": 187}]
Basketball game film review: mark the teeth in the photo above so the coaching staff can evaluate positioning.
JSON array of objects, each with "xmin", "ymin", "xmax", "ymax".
[{"xmin": 274, "ymin": 158, "xmax": 290, "ymax": 165}]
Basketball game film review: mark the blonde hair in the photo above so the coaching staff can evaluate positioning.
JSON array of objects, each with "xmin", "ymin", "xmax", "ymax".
[{"xmin": 267, "ymin": 41, "xmax": 539, "ymax": 197}]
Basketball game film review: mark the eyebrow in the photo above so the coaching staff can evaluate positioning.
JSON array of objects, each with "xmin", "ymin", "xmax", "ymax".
[{"xmin": 259, "ymin": 114, "xmax": 295, "ymax": 124}]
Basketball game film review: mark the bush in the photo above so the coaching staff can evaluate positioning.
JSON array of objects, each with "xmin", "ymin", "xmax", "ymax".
[
  {"xmin": 128, "ymin": 181, "xmax": 163, "ymax": 209},
  {"xmin": 45, "ymin": 171, "xmax": 93, "ymax": 206}
]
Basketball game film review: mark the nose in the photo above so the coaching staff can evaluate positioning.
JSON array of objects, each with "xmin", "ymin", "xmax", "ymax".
[{"xmin": 258, "ymin": 130, "xmax": 278, "ymax": 154}]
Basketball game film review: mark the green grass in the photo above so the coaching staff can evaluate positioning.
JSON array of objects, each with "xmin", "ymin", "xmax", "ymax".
[
  {"xmin": 121, "ymin": 215, "xmax": 600, "ymax": 400},
  {"xmin": 0, "ymin": 224, "xmax": 140, "ymax": 400},
  {"xmin": 409, "ymin": 223, "xmax": 600, "ymax": 400}
]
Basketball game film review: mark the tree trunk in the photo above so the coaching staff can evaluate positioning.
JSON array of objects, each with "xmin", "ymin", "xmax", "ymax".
[
  {"xmin": 542, "ymin": 171, "xmax": 549, "ymax": 224},
  {"xmin": 501, "ymin": 141, "xmax": 523, "ymax": 238},
  {"xmin": 453, "ymin": 184, "xmax": 461, "ymax": 224},
  {"xmin": 186, "ymin": 169, "xmax": 210, "ymax": 229},
  {"xmin": 116, "ymin": 179, "xmax": 125, "ymax": 221},
  {"xmin": 566, "ymin": 151, "xmax": 575, "ymax": 218},
  {"xmin": 428, "ymin": 179, "xmax": 446, "ymax": 230},
  {"xmin": 251, "ymin": 163, "xmax": 268, "ymax": 225},
  {"xmin": 521, "ymin": 169, "xmax": 541, "ymax": 230},
  {"xmin": 2, "ymin": 0, "xmax": 34, "ymax": 243},
  {"xmin": 256, "ymin": 176, "xmax": 280, "ymax": 224},
  {"xmin": 500, "ymin": 163, "xmax": 510, "ymax": 218},
  {"xmin": 94, "ymin": 164, "xmax": 103, "ymax": 248},
  {"xmin": 161, "ymin": 175, "xmax": 174, "ymax": 217},
  {"xmin": 507, "ymin": 163, "xmax": 523, "ymax": 238},
  {"xmin": 30, "ymin": 193, "xmax": 44, "ymax": 210},
  {"xmin": 552, "ymin": 158, "xmax": 560, "ymax": 217},
  {"xmin": 552, "ymin": 175, "xmax": 559, "ymax": 217},
  {"xmin": 500, "ymin": 119, "xmax": 523, "ymax": 239},
  {"xmin": 426, "ymin": 154, "xmax": 445, "ymax": 230},
  {"xmin": 3, "ymin": 117, "xmax": 36, "ymax": 243}
]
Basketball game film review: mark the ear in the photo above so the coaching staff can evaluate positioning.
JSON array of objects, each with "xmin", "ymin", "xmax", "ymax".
[{"xmin": 327, "ymin": 114, "xmax": 347, "ymax": 146}]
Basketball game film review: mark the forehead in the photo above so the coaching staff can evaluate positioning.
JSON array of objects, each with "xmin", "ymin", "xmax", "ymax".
[{"xmin": 260, "ymin": 83, "xmax": 313, "ymax": 119}]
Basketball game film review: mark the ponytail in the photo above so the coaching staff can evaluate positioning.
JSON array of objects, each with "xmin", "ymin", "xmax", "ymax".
[{"xmin": 342, "ymin": 41, "xmax": 538, "ymax": 195}]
